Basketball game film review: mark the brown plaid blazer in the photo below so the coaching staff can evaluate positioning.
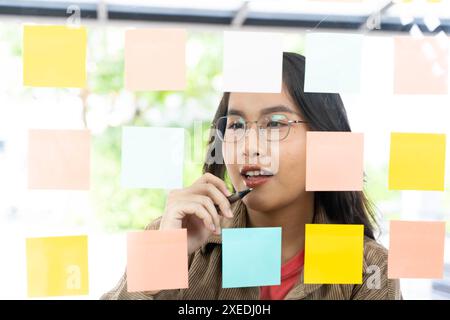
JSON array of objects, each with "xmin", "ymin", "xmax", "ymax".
[{"xmin": 101, "ymin": 200, "xmax": 402, "ymax": 300}]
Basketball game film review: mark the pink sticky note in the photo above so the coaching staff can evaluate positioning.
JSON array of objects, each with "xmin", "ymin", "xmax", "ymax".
[
  {"xmin": 127, "ymin": 229, "xmax": 188, "ymax": 292},
  {"xmin": 28, "ymin": 129, "xmax": 90, "ymax": 190},
  {"xmin": 124, "ymin": 28, "xmax": 186, "ymax": 91},
  {"xmin": 394, "ymin": 36, "xmax": 448, "ymax": 94},
  {"xmin": 306, "ymin": 132, "xmax": 364, "ymax": 191},
  {"xmin": 388, "ymin": 220, "xmax": 446, "ymax": 279}
]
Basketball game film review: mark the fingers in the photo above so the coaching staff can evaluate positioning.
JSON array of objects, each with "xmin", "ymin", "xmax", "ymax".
[
  {"xmin": 195, "ymin": 173, "xmax": 232, "ymax": 197},
  {"xmin": 190, "ymin": 183, "xmax": 233, "ymax": 218},
  {"xmin": 189, "ymin": 195, "xmax": 221, "ymax": 234},
  {"xmin": 178, "ymin": 201, "xmax": 217, "ymax": 233},
  {"xmin": 164, "ymin": 173, "xmax": 234, "ymax": 238}
]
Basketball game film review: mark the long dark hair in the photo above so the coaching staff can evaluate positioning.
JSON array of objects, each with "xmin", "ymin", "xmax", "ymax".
[{"xmin": 203, "ymin": 52, "xmax": 377, "ymax": 239}]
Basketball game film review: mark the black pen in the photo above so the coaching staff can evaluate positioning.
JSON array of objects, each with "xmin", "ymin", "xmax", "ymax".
[
  {"xmin": 226, "ymin": 188, "xmax": 253, "ymax": 203},
  {"xmin": 215, "ymin": 188, "xmax": 253, "ymax": 214}
]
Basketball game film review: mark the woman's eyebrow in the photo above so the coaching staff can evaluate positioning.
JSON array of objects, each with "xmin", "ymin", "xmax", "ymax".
[
  {"xmin": 227, "ymin": 109, "xmax": 245, "ymax": 117},
  {"xmin": 260, "ymin": 105, "xmax": 297, "ymax": 115},
  {"xmin": 227, "ymin": 105, "xmax": 298, "ymax": 117}
]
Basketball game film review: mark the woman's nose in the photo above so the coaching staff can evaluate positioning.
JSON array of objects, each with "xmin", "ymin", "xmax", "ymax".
[{"xmin": 243, "ymin": 126, "xmax": 262, "ymax": 158}]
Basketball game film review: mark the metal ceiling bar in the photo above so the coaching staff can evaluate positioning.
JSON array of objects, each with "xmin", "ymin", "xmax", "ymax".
[{"xmin": 0, "ymin": 0, "xmax": 449, "ymax": 34}]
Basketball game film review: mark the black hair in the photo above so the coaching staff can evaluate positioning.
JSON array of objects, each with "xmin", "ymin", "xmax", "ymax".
[{"xmin": 203, "ymin": 52, "xmax": 377, "ymax": 239}]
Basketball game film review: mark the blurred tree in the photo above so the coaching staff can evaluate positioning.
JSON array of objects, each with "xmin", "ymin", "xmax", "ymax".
[{"xmin": 88, "ymin": 29, "xmax": 223, "ymax": 231}]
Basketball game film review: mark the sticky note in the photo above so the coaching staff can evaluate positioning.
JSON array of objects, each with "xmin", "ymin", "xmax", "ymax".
[
  {"xmin": 394, "ymin": 36, "xmax": 448, "ymax": 94},
  {"xmin": 388, "ymin": 221, "xmax": 446, "ymax": 279},
  {"xmin": 222, "ymin": 227, "xmax": 281, "ymax": 288},
  {"xmin": 388, "ymin": 133, "xmax": 446, "ymax": 191},
  {"xmin": 28, "ymin": 129, "xmax": 91, "ymax": 190},
  {"xmin": 305, "ymin": 33, "xmax": 363, "ymax": 93},
  {"xmin": 26, "ymin": 235, "xmax": 89, "ymax": 297},
  {"xmin": 23, "ymin": 25, "xmax": 87, "ymax": 87},
  {"xmin": 309, "ymin": 0, "xmax": 363, "ymax": 2},
  {"xmin": 121, "ymin": 127, "xmax": 184, "ymax": 189},
  {"xmin": 306, "ymin": 132, "xmax": 364, "ymax": 191},
  {"xmin": 304, "ymin": 224, "xmax": 364, "ymax": 284},
  {"xmin": 361, "ymin": 36, "xmax": 394, "ymax": 94},
  {"xmin": 125, "ymin": 28, "xmax": 186, "ymax": 91},
  {"xmin": 222, "ymin": 31, "xmax": 283, "ymax": 93},
  {"xmin": 402, "ymin": 0, "xmax": 442, "ymax": 3},
  {"xmin": 127, "ymin": 229, "xmax": 188, "ymax": 292}
]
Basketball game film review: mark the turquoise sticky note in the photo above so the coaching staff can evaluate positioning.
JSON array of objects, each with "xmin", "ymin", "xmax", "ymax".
[
  {"xmin": 121, "ymin": 127, "xmax": 185, "ymax": 189},
  {"xmin": 222, "ymin": 227, "xmax": 281, "ymax": 288}
]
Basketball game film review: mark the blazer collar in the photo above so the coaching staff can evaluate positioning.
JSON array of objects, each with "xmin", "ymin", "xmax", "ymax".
[
  {"xmin": 203, "ymin": 199, "xmax": 329, "ymax": 245},
  {"xmin": 201, "ymin": 200, "xmax": 329, "ymax": 299}
]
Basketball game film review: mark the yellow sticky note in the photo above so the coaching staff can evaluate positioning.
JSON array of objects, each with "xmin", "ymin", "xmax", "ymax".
[
  {"xmin": 304, "ymin": 224, "xmax": 364, "ymax": 284},
  {"xmin": 389, "ymin": 133, "xmax": 446, "ymax": 191},
  {"xmin": 26, "ymin": 235, "xmax": 89, "ymax": 297},
  {"xmin": 23, "ymin": 25, "xmax": 87, "ymax": 87}
]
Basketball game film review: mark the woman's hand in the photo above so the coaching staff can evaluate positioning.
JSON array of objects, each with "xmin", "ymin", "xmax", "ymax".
[{"xmin": 159, "ymin": 173, "xmax": 234, "ymax": 255}]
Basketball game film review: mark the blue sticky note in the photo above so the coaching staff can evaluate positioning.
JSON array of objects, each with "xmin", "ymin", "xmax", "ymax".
[{"xmin": 222, "ymin": 227, "xmax": 281, "ymax": 288}]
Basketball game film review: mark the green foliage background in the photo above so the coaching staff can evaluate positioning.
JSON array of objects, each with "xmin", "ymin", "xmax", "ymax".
[{"xmin": 1, "ymin": 24, "xmax": 431, "ymax": 233}]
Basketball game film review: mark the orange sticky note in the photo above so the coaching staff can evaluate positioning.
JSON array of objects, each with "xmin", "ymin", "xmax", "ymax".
[
  {"xmin": 306, "ymin": 132, "xmax": 364, "ymax": 191},
  {"xmin": 28, "ymin": 129, "xmax": 90, "ymax": 190},
  {"xmin": 388, "ymin": 221, "xmax": 446, "ymax": 279},
  {"xmin": 127, "ymin": 229, "xmax": 188, "ymax": 292},
  {"xmin": 23, "ymin": 25, "xmax": 87, "ymax": 88},
  {"xmin": 125, "ymin": 28, "xmax": 186, "ymax": 91},
  {"xmin": 394, "ymin": 36, "xmax": 448, "ymax": 94}
]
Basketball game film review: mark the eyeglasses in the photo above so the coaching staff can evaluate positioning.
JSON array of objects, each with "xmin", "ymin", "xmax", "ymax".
[{"xmin": 212, "ymin": 114, "xmax": 308, "ymax": 142}]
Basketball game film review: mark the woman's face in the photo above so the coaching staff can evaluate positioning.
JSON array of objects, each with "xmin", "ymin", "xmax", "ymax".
[{"xmin": 223, "ymin": 87, "xmax": 310, "ymax": 212}]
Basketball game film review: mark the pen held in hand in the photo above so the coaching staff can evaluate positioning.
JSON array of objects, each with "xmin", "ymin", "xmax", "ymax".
[
  {"xmin": 226, "ymin": 188, "xmax": 253, "ymax": 203},
  {"xmin": 214, "ymin": 188, "xmax": 253, "ymax": 215}
]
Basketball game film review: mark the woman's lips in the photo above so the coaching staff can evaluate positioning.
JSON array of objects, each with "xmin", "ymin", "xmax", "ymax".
[{"xmin": 242, "ymin": 175, "xmax": 273, "ymax": 188}]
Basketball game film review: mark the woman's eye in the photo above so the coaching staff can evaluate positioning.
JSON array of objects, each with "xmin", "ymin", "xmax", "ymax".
[
  {"xmin": 267, "ymin": 121, "xmax": 287, "ymax": 128},
  {"xmin": 228, "ymin": 122, "xmax": 244, "ymax": 130}
]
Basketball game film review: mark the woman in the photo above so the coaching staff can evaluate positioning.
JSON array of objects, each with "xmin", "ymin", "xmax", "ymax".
[{"xmin": 102, "ymin": 52, "xmax": 402, "ymax": 300}]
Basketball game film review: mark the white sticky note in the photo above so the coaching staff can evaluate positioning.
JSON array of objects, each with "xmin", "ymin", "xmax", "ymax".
[
  {"xmin": 121, "ymin": 127, "xmax": 184, "ymax": 189},
  {"xmin": 222, "ymin": 31, "xmax": 283, "ymax": 93},
  {"xmin": 305, "ymin": 32, "xmax": 363, "ymax": 93}
]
